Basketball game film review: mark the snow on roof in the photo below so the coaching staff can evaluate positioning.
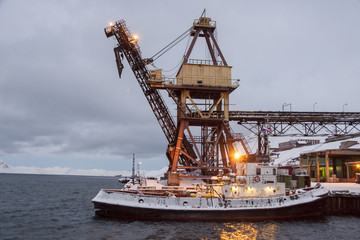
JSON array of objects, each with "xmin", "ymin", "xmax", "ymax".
[
  {"xmin": 272, "ymin": 136, "xmax": 360, "ymax": 166},
  {"xmin": 269, "ymin": 135, "xmax": 327, "ymax": 148}
]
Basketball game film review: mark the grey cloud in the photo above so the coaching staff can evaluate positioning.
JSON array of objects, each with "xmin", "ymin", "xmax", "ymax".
[{"xmin": 0, "ymin": 0, "xmax": 360, "ymax": 169}]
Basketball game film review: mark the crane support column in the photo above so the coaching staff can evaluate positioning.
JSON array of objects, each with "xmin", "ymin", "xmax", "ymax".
[{"xmin": 171, "ymin": 120, "xmax": 188, "ymax": 172}]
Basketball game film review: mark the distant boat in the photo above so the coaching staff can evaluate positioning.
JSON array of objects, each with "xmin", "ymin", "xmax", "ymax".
[{"xmin": 118, "ymin": 176, "xmax": 132, "ymax": 183}]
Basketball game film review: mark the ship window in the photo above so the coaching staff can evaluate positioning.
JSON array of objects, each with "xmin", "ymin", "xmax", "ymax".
[
  {"xmin": 256, "ymin": 168, "xmax": 261, "ymax": 175},
  {"xmin": 139, "ymin": 199, "xmax": 144, "ymax": 204},
  {"xmin": 183, "ymin": 201, "xmax": 188, "ymax": 206}
]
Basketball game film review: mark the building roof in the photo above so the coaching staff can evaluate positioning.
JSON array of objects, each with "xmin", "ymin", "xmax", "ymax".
[{"xmin": 273, "ymin": 136, "xmax": 360, "ymax": 166}]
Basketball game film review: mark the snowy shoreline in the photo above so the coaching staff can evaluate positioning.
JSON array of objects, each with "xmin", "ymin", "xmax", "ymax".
[{"xmin": 0, "ymin": 160, "xmax": 167, "ymax": 177}]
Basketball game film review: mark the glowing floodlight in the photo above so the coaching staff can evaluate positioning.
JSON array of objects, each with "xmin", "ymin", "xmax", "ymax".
[{"xmin": 130, "ymin": 34, "xmax": 138, "ymax": 44}]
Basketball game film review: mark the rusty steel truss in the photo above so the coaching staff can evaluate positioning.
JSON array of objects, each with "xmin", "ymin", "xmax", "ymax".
[
  {"xmin": 231, "ymin": 111, "xmax": 360, "ymax": 156},
  {"xmin": 104, "ymin": 16, "xmax": 252, "ymax": 175},
  {"xmin": 104, "ymin": 16, "xmax": 360, "ymax": 175},
  {"xmin": 157, "ymin": 14, "xmax": 252, "ymax": 174},
  {"xmin": 105, "ymin": 20, "xmax": 197, "ymax": 168}
]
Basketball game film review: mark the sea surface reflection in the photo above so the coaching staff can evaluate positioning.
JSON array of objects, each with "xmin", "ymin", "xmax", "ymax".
[
  {"xmin": 1, "ymin": 173, "xmax": 360, "ymax": 240},
  {"xmin": 217, "ymin": 222, "xmax": 279, "ymax": 240}
]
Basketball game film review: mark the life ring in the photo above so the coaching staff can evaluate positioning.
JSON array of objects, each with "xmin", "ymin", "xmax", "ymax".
[{"xmin": 254, "ymin": 176, "xmax": 260, "ymax": 182}]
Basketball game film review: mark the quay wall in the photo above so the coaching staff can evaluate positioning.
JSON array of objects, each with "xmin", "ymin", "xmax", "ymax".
[{"xmin": 325, "ymin": 192, "xmax": 360, "ymax": 215}]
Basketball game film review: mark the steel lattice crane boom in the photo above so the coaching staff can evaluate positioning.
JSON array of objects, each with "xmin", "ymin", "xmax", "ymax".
[
  {"xmin": 105, "ymin": 20, "xmax": 176, "ymax": 143},
  {"xmin": 104, "ymin": 20, "xmax": 197, "ymax": 167}
]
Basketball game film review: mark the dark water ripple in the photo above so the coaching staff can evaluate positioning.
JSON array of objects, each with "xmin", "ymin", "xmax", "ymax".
[{"xmin": 0, "ymin": 173, "xmax": 359, "ymax": 240}]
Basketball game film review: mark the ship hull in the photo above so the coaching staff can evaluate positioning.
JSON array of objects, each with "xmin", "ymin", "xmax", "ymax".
[{"xmin": 93, "ymin": 194, "xmax": 327, "ymax": 221}]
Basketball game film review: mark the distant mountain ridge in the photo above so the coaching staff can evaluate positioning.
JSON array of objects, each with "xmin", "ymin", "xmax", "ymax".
[{"xmin": 0, "ymin": 160, "xmax": 167, "ymax": 177}]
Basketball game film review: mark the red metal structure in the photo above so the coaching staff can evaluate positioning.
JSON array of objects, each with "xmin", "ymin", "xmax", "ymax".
[
  {"xmin": 104, "ymin": 14, "xmax": 252, "ymax": 178},
  {"xmin": 104, "ymin": 14, "xmax": 360, "ymax": 182},
  {"xmin": 105, "ymin": 20, "xmax": 197, "ymax": 168}
]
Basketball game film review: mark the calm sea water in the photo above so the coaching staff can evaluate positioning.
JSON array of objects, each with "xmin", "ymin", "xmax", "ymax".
[{"xmin": 1, "ymin": 173, "xmax": 359, "ymax": 240}]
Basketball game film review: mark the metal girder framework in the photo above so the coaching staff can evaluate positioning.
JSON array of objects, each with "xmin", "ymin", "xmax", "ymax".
[
  {"xmin": 183, "ymin": 16, "xmax": 227, "ymax": 66},
  {"xmin": 106, "ymin": 20, "xmax": 176, "ymax": 143},
  {"xmin": 230, "ymin": 111, "xmax": 360, "ymax": 156},
  {"xmin": 231, "ymin": 111, "xmax": 360, "ymax": 136},
  {"xmin": 104, "ymin": 17, "xmax": 252, "ymax": 175},
  {"xmin": 159, "ymin": 12, "xmax": 251, "ymax": 173},
  {"xmin": 105, "ymin": 20, "xmax": 197, "ymax": 166},
  {"xmin": 167, "ymin": 119, "xmax": 239, "ymax": 173},
  {"xmin": 165, "ymin": 87, "xmax": 252, "ymax": 173}
]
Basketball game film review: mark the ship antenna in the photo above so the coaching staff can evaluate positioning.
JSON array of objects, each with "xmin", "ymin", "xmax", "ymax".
[{"xmin": 132, "ymin": 153, "xmax": 135, "ymax": 184}]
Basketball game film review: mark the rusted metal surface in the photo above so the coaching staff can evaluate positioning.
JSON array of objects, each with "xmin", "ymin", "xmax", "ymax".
[
  {"xmin": 231, "ymin": 111, "xmax": 360, "ymax": 136},
  {"xmin": 105, "ymin": 20, "xmax": 197, "ymax": 167},
  {"xmin": 231, "ymin": 111, "xmax": 360, "ymax": 156}
]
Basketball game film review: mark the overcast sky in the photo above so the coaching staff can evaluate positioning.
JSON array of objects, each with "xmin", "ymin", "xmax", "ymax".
[{"xmin": 0, "ymin": 0, "xmax": 360, "ymax": 171}]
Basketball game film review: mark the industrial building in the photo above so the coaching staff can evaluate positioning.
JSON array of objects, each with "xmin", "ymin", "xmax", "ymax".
[{"xmin": 300, "ymin": 138, "xmax": 360, "ymax": 182}]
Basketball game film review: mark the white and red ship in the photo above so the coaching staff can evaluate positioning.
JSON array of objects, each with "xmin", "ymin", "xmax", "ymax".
[{"xmin": 93, "ymin": 162, "xmax": 328, "ymax": 220}]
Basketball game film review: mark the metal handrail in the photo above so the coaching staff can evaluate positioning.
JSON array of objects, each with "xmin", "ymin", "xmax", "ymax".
[
  {"xmin": 149, "ymin": 76, "xmax": 239, "ymax": 89},
  {"xmin": 186, "ymin": 59, "xmax": 224, "ymax": 66},
  {"xmin": 193, "ymin": 19, "xmax": 216, "ymax": 28}
]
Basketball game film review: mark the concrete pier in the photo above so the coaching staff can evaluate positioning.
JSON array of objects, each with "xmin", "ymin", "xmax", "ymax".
[
  {"xmin": 315, "ymin": 183, "xmax": 360, "ymax": 216},
  {"xmin": 325, "ymin": 192, "xmax": 360, "ymax": 215}
]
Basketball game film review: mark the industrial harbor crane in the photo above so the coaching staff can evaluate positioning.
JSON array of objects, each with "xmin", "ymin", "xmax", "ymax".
[
  {"xmin": 104, "ymin": 13, "xmax": 252, "ymax": 184},
  {"xmin": 104, "ymin": 12, "xmax": 360, "ymax": 185}
]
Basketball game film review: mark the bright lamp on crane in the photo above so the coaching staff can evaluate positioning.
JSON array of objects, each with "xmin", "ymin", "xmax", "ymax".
[{"xmin": 130, "ymin": 35, "xmax": 138, "ymax": 44}]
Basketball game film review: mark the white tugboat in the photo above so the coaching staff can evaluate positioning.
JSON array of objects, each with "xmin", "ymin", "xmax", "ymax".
[{"xmin": 93, "ymin": 162, "xmax": 328, "ymax": 220}]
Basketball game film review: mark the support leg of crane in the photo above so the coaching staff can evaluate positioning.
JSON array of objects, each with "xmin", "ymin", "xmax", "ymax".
[
  {"xmin": 219, "ymin": 136, "xmax": 227, "ymax": 168},
  {"xmin": 222, "ymin": 125, "xmax": 236, "ymax": 170},
  {"xmin": 183, "ymin": 29, "xmax": 200, "ymax": 64},
  {"xmin": 171, "ymin": 120, "xmax": 188, "ymax": 172},
  {"xmin": 208, "ymin": 30, "xmax": 228, "ymax": 66},
  {"xmin": 203, "ymin": 31, "xmax": 218, "ymax": 65},
  {"xmin": 185, "ymin": 126, "xmax": 202, "ymax": 164}
]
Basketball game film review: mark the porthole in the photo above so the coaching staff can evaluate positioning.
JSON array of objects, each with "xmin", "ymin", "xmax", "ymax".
[
  {"xmin": 139, "ymin": 199, "xmax": 144, "ymax": 204},
  {"xmin": 183, "ymin": 201, "xmax": 188, "ymax": 206}
]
